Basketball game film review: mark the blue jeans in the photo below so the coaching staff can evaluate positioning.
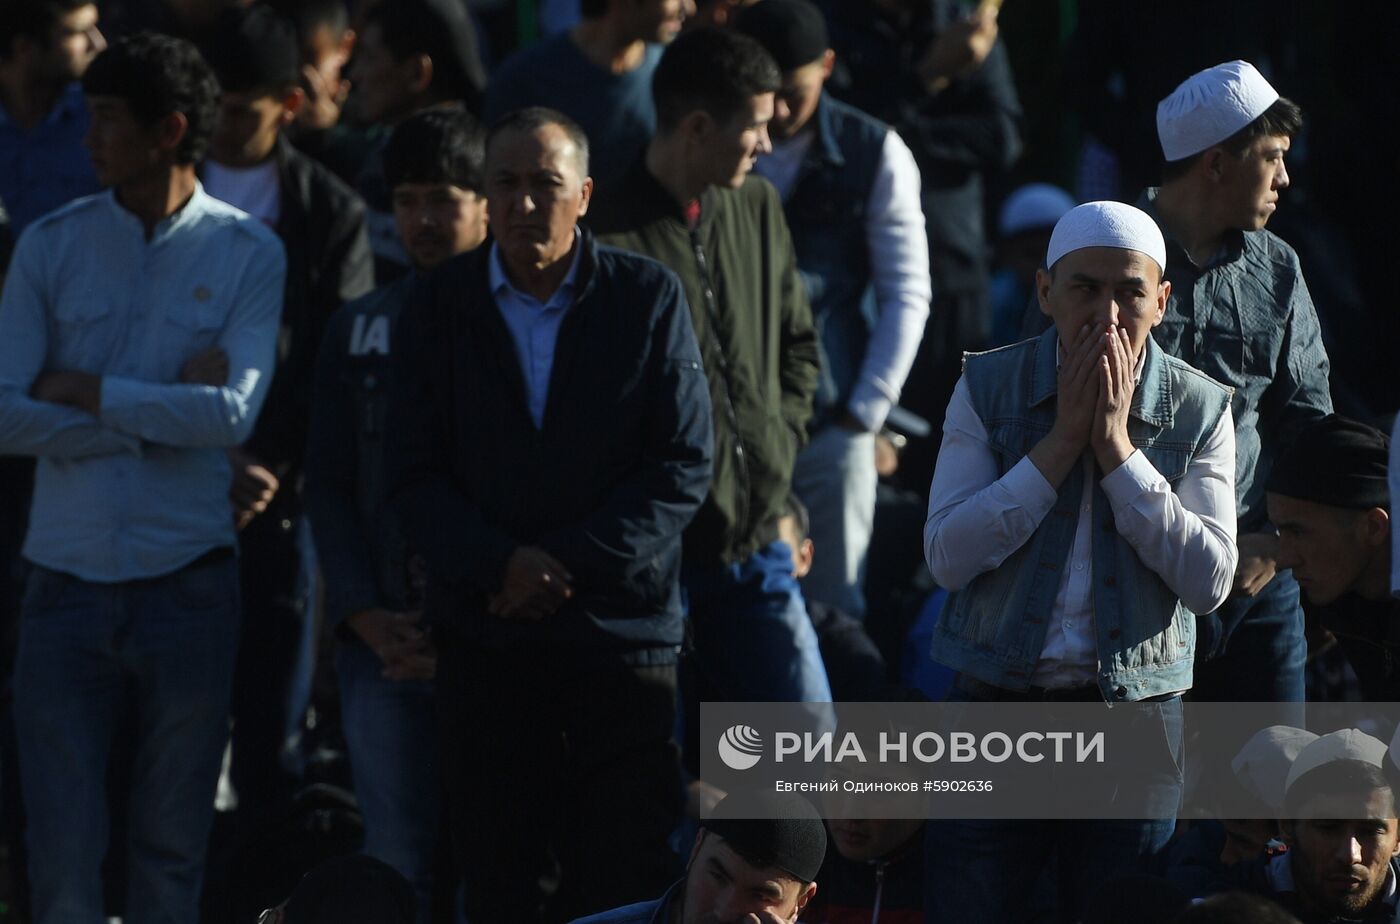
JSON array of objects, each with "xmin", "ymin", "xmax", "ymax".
[
  {"xmin": 683, "ymin": 541, "xmax": 832, "ymax": 703},
  {"xmin": 925, "ymin": 686, "xmax": 1182, "ymax": 924},
  {"xmin": 336, "ymin": 640, "xmax": 438, "ymax": 924},
  {"xmin": 1192, "ymin": 571, "xmax": 1306, "ymax": 703},
  {"xmin": 13, "ymin": 555, "xmax": 240, "ymax": 924},
  {"xmin": 792, "ymin": 425, "xmax": 878, "ymax": 620}
]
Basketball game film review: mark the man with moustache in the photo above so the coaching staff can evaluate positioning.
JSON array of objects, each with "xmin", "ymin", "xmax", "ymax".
[
  {"xmin": 1211, "ymin": 729, "xmax": 1400, "ymax": 924},
  {"xmin": 387, "ymin": 106, "xmax": 712, "ymax": 923}
]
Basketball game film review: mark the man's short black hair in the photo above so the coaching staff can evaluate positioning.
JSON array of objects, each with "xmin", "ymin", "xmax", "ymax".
[
  {"xmin": 579, "ymin": 0, "xmax": 608, "ymax": 19},
  {"xmin": 81, "ymin": 32, "xmax": 221, "ymax": 165},
  {"xmin": 1282, "ymin": 759, "xmax": 1396, "ymax": 821},
  {"xmin": 486, "ymin": 106, "xmax": 590, "ymax": 180},
  {"xmin": 361, "ymin": 0, "xmax": 485, "ymax": 111},
  {"xmin": 0, "ymin": 0, "xmax": 90, "ymax": 59},
  {"xmin": 383, "ymin": 106, "xmax": 486, "ymax": 192},
  {"xmin": 652, "ymin": 27, "xmax": 780, "ymax": 134},
  {"xmin": 202, "ymin": 4, "xmax": 301, "ymax": 95},
  {"xmin": 781, "ymin": 494, "xmax": 810, "ymax": 545},
  {"xmin": 1161, "ymin": 97, "xmax": 1304, "ymax": 182}
]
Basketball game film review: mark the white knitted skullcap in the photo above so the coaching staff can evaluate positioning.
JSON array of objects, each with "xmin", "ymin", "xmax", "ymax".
[
  {"xmin": 1157, "ymin": 60, "xmax": 1280, "ymax": 162},
  {"xmin": 1231, "ymin": 726, "xmax": 1319, "ymax": 813},
  {"xmin": 1284, "ymin": 728, "xmax": 1388, "ymax": 798},
  {"xmin": 1044, "ymin": 201, "xmax": 1166, "ymax": 274},
  {"xmin": 998, "ymin": 183, "xmax": 1077, "ymax": 238}
]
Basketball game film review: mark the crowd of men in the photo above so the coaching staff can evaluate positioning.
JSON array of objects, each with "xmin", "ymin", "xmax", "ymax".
[{"xmin": 0, "ymin": 0, "xmax": 1397, "ymax": 922}]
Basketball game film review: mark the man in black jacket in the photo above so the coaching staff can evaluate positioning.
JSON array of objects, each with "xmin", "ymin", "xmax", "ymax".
[
  {"xmin": 199, "ymin": 2, "xmax": 374, "ymax": 822},
  {"xmin": 387, "ymin": 107, "xmax": 713, "ymax": 924}
]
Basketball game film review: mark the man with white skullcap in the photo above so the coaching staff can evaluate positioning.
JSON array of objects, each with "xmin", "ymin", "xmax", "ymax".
[
  {"xmin": 923, "ymin": 201, "xmax": 1237, "ymax": 922},
  {"xmin": 1147, "ymin": 59, "xmax": 1331, "ymax": 705},
  {"xmin": 1208, "ymin": 728, "xmax": 1400, "ymax": 923}
]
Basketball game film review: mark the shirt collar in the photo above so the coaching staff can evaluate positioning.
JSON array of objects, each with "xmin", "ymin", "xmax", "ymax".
[
  {"xmin": 488, "ymin": 227, "xmax": 584, "ymax": 306},
  {"xmin": 102, "ymin": 179, "xmax": 214, "ymax": 242}
]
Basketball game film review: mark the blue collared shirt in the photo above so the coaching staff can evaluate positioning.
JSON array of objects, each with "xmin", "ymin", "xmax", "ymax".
[
  {"xmin": 0, "ymin": 82, "xmax": 101, "ymax": 234},
  {"xmin": 488, "ymin": 232, "xmax": 583, "ymax": 428},
  {"xmin": 0, "ymin": 183, "xmax": 286, "ymax": 582}
]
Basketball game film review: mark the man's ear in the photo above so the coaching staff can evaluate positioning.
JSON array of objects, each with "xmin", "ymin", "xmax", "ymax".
[
  {"xmin": 280, "ymin": 86, "xmax": 306, "ymax": 123},
  {"xmin": 1151, "ymin": 278, "xmax": 1170, "ymax": 328},
  {"xmin": 795, "ymin": 882, "xmax": 818, "ymax": 916},
  {"xmin": 1364, "ymin": 506, "xmax": 1390, "ymax": 548},
  {"xmin": 576, "ymin": 175, "xmax": 594, "ymax": 218},
  {"xmin": 1035, "ymin": 267, "xmax": 1053, "ymax": 317},
  {"xmin": 820, "ymin": 49, "xmax": 835, "ymax": 80},
  {"xmin": 681, "ymin": 108, "xmax": 714, "ymax": 146},
  {"xmin": 157, "ymin": 109, "xmax": 189, "ymax": 158},
  {"xmin": 1202, "ymin": 146, "xmax": 1228, "ymax": 183},
  {"xmin": 407, "ymin": 53, "xmax": 434, "ymax": 96}
]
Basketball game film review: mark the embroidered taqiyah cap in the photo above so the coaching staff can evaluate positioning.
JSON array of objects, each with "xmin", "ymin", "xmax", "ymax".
[
  {"xmin": 1045, "ymin": 201, "xmax": 1166, "ymax": 274},
  {"xmin": 1284, "ymin": 728, "xmax": 1388, "ymax": 797},
  {"xmin": 1157, "ymin": 60, "xmax": 1279, "ymax": 162}
]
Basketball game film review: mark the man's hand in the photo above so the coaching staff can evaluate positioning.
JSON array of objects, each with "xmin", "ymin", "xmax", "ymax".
[
  {"xmin": 1090, "ymin": 325, "xmax": 1137, "ymax": 473},
  {"xmin": 488, "ymin": 546, "xmax": 573, "ymax": 620},
  {"xmin": 180, "ymin": 347, "xmax": 229, "ymax": 386},
  {"xmin": 1028, "ymin": 323, "xmax": 1101, "ymax": 487},
  {"xmin": 347, "ymin": 608, "xmax": 436, "ymax": 680},
  {"xmin": 300, "ymin": 61, "xmax": 349, "ymax": 131},
  {"xmin": 916, "ymin": 7, "xmax": 999, "ymax": 94},
  {"xmin": 1234, "ymin": 531, "xmax": 1280, "ymax": 598},
  {"xmin": 30, "ymin": 371, "xmax": 102, "ymax": 415},
  {"xmin": 228, "ymin": 447, "xmax": 279, "ymax": 530}
]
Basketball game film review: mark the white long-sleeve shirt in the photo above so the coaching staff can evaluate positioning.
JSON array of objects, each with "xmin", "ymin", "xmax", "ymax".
[
  {"xmin": 756, "ymin": 127, "xmax": 931, "ymax": 431},
  {"xmin": 923, "ymin": 373, "xmax": 1238, "ymax": 688}
]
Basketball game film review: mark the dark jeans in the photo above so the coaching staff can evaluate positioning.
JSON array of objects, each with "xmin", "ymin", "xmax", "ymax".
[
  {"xmin": 1192, "ymin": 571, "xmax": 1306, "ymax": 703},
  {"xmin": 13, "ymin": 554, "xmax": 240, "ymax": 924},
  {"xmin": 924, "ymin": 681, "xmax": 1182, "ymax": 924},
  {"xmin": 438, "ymin": 640, "xmax": 682, "ymax": 924},
  {"xmin": 228, "ymin": 513, "xmax": 317, "ymax": 817},
  {"xmin": 336, "ymin": 640, "xmax": 438, "ymax": 924}
]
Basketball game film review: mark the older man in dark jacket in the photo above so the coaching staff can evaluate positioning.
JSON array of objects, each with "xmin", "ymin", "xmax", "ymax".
[{"xmin": 387, "ymin": 107, "xmax": 712, "ymax": 924}]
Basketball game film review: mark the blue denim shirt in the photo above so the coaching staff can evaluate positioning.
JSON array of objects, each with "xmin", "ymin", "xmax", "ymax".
[
  {"xmin": 0, "ymin": 83, "xmax": 100, "ymax": 234},
  {"xmin": 1138, "ymin": 188, "xmax": 1333, "ymax": 530},
  {"xmin": 931, "ymin": 330, "xmax": 1233, "ymax": 701},
  {"xmin": 0, "ymin": 185, "xmax": 286, "ymax": 581}
]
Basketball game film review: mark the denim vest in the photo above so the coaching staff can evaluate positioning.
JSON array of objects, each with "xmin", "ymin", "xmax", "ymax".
[
  {"xmin": 783, "ymin": 93, "xmax": 887, "ymax": 422},
  {"xmin": 931, "ymin": 329, "xmax": 1232, "ymax": 701}
]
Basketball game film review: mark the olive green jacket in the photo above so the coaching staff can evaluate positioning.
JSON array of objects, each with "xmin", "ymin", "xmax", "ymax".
[{"xmin": 590, "ymin": 163, "xmax": 820, "ymax": 564}]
